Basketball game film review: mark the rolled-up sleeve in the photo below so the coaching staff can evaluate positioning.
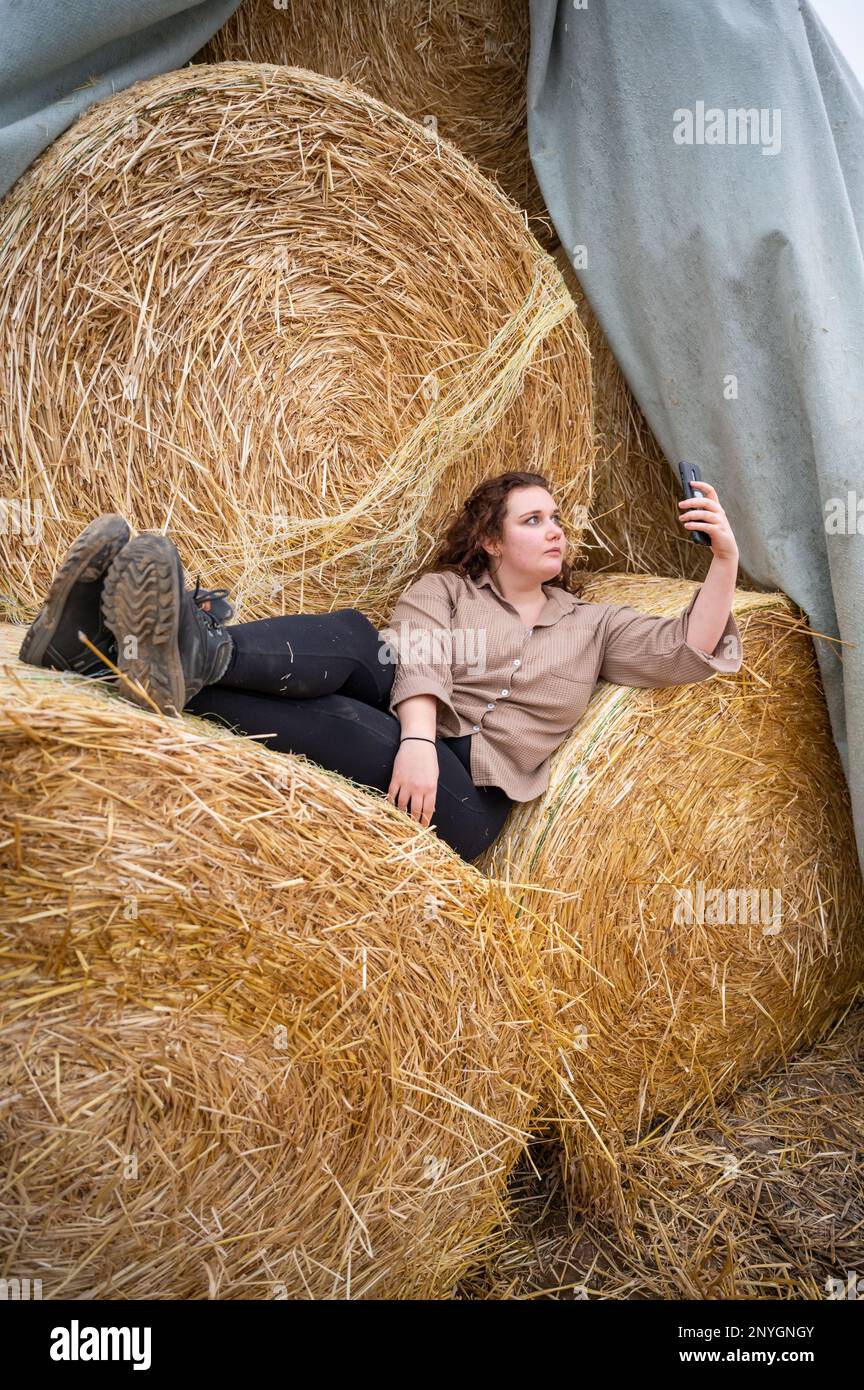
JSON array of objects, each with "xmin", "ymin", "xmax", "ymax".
[
  {"xmin": 384, "ymin": 574, "xmax": 459, "ymax": 719},
  {"xmin": 599, "ymin": 586, "xmax": 744, "ymax": 688}
]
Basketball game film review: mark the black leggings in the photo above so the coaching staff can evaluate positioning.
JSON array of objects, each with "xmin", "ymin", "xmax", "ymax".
[{"xmin": 184, "ymin": 609, "xmax": 514, "ymax": 863}]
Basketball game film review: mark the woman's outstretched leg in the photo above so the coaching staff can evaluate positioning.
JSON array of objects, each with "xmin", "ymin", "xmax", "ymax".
[
  {"xmin": 101, "ymin": 531, "xmax": 393, "ymax": 717},
  {"xmin": 217, "ymin": 610, "xmax": 394, "ymax": 710},
  {"xmin": 19, "ymin": 523, "xmax": 394, "ymax": 718}
]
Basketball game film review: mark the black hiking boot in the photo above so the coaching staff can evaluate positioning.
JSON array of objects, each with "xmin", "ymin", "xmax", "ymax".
[
  {"xmin": 101, "ymin": 532, "xmax": 235, "ymax": 716},
  {"xmin": 18, "ymin": 514, "xmax": 131, "ymax": 676}
]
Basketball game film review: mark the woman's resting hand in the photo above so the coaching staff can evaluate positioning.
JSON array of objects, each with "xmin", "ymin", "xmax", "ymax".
[{"xmin": 387, "ymin": 741, "xmax": 439, "ymax": 828}]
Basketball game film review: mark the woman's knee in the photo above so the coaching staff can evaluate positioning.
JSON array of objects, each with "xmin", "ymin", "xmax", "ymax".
[
  {"xmin": 335, "ymin": 607, "xmax": 381, "ymax": 647},
  {"xmin": 335, "ymin": 608, "xmax": 393, "ymax": 702}
]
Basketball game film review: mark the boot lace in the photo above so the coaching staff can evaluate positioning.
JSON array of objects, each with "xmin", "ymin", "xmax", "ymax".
[{"xmin": 191, "ymin": 576, "xmax": 234, "ymax": 626}]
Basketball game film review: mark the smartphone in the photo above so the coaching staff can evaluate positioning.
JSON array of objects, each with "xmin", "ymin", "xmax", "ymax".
[{"xmin": 678, "ymin": 461, "xmax": 712, "ymax": 546}]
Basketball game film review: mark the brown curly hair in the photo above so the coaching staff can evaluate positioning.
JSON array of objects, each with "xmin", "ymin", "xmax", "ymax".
[{"xmin": 418, "ymin": 471, "xmax": 589, "ymax": 597}]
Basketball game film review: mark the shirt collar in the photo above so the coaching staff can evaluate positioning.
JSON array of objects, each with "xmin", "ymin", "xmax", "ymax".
[{"xmin": 471, "ymin": 566, "xmax": 579, "ymax": 625}]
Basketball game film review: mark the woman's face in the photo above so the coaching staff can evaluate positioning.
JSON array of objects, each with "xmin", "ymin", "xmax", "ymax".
[{"xmin": 486, "ymin": 486, "xmax": 565, "ymax": 581}]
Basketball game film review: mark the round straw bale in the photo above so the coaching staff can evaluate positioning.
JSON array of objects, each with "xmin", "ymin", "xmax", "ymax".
[
  {"xmin": 196, "ymin": 2, "xmax": 554, "ymax": 247},
  {"xmin": 0, "ymin": 623, "xmax": 556, "ymax": 1299},
  {"xmin": 476, "ymin": 574, "xmax": 864, "ymax": 1219},
  {"xmin": 550, "ymin": 242, "xmax": 769, "ymax": 591},
  {"xmin": 0, "ymin": 64, "xmax": 590, "ymax": 628},
  {"xmin": 458, "ymin": 1001, "xmax": 864, "ymax": 1298}
]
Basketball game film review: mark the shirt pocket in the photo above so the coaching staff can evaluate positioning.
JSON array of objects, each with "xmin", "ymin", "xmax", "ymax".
[
  {"xmin": 544, "ymin": 664, "xmax": 595, "ymax": 719},
  {"xmin": 547, "ymin": 663, "xmax": 595, "ymax": 688}
]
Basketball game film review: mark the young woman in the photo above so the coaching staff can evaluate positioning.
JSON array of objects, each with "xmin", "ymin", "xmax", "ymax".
[{"xmin": 19, "ymin": 471, "xmax": 743, "ymax": 863}]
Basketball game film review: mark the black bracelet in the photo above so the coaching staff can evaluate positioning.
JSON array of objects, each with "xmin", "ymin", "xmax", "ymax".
[{"xmin": 400, "ymin": 736, "xmax": 437, "ymax": 746}]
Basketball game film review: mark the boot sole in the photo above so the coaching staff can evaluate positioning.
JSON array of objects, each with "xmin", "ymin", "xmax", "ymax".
[
  {"xmin": 101, "ymin": 534, "xmax": 185, "ymax": 716},
  {"xmin": 19, "ymin": 514, "xmax": 131, "ymax": 668}
]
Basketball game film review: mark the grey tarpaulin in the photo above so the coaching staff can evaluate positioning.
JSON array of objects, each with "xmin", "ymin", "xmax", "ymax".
[
  {"xmin": 527, "ymin": 0, "xmax": 864, "ymax": 881},
  {"xmin": 0, "ymin": 0, "xmax": 241, "ymax": 200}
]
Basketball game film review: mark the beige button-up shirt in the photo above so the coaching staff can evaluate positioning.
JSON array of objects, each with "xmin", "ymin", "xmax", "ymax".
[{"xmin": 383, "ymin": 566, "xmax": 744, "ymax": 801}]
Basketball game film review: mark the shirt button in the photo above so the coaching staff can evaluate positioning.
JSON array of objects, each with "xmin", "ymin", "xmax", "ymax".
[
  {"xmin": 513, "ymin": 659, "xmax": 521, "ymax": 667},
  {"xmin": 472, "ymin": 724, "xmax": 480, "ymax": 732},
  {"xmin": 486, "ymin": 702, "xmax": 495, "ymax": 710},
  {"xmin": 500, "ymin": 688, "xmax": 509, "ymax": 696}
]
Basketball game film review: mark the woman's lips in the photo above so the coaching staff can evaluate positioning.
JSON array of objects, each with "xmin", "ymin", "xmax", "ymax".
[{"xmin": 545, "ymin": 547, "xmax": 562, "ymax": 555}]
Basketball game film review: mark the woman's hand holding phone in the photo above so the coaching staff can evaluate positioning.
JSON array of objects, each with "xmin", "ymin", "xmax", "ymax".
[{"xmin": 678, "ymin": 466, "xmax": 739, "ymax": 563}]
